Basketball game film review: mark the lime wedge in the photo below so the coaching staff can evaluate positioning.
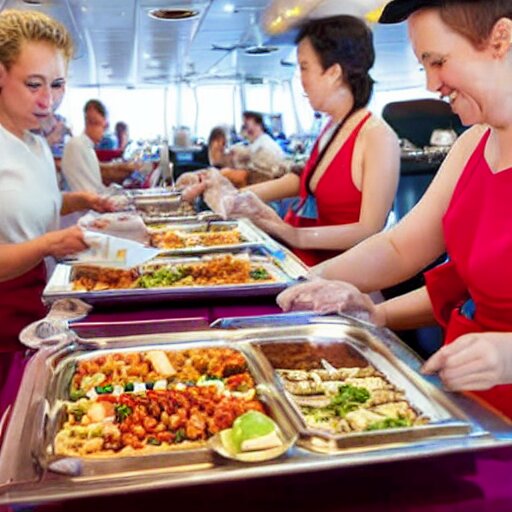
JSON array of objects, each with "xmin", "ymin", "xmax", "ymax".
[
  {"xmin": 219, "ymin": 428, "xmax": 237, "ymax": 455},
  {"xmin": 231, "ymin": 411, "xmax": 276, "ymax": 451}
]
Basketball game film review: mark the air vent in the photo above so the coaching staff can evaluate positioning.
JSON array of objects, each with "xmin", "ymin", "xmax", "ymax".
[
  {"xmin": 22, "ymin": 0, "xmax": 43, "ymax": 4},
  {"xmin": 244, "ymin": 46, "xmax": 278, "ymax": 55},
  {"xmin": 148, "ymin": 8, "xmax": 200, "ymax": 20}
]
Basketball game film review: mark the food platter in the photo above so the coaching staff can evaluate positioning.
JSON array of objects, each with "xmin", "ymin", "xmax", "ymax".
[
  {"xmin": 43, "ymin": 248, "xmax": 308, "ymax": 305},
  {"xmin": 1, "ymin": 314, "xmax": 511, "ymax": 506},
  {"xmin": 133, "ymin": 194, "xmax": 199, "ymax": 223},
  {"xmin": 147, "ymin": 219, "xmax": 271, "ymax": 255}
]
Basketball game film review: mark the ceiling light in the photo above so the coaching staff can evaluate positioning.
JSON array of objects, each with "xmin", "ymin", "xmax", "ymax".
[
  {"xmin": 263, "ymin": 0, "xmax": 387, "ymax": 34},
  {"xmin": 148, "ymin": 8, "xmax": 200, "ymax": 20},
  {"xmin": 223, "ymin": 3, "xmax": 235, "ymax": 13}
]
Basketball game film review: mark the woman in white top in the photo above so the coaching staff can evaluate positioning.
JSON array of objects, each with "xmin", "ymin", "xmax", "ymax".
[{"xmin": 0, "ymin": 9, "xmax": 110, "ymax": 344}]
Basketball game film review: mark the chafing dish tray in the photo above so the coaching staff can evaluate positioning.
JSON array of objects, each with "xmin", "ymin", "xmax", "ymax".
[
  {"xmin": 129, "ymin": 188, "xmax": 181, "ymax": 199},
  {"xmin": 134, "ymin": 195, "xmax": 198, "ymax": 223},
  {"xmin": 148, "ymin": 219, "xmax": 270, "ymax": 255},
  {"xmin": 1, "ymin": 316, "xmax": 511, "ymax": 506},
  {"xmin": 43, "ymin": 248, "xmax": 307, "ymax": 306}
]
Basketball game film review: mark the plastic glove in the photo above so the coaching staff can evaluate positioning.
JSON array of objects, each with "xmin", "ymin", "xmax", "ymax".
[
  {"xmin": 176, "ymin": 171, "xmax": 201, "ymax": 189},
  {"xmin": 276, "ymin": 277, "xmax": 379, "ymax": 323},
  {"xmin": 202, "ymin": 170, "xmax": 239, "ymax": 218},
  {"xmin": 422, "ymin": 332, "xmax": 512, "ymax": 391},
  {"xmin": 78, "ymin": 211, "xmax": 150, "ymax": 244},
  {"xmin": 223, "ymin": 190, "xmax": 283, "ymax": 226}
]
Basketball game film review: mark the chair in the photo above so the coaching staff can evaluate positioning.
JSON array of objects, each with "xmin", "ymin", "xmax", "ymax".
[{"xmin": 382, "ymin": 98, "xmax": 466, "ymax": 147}]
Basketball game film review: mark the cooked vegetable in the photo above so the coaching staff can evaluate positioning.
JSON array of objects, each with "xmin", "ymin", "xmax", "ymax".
[
  {"xmin": 328, "ymin": 384, "xmax": 370, "ymax": 417},
  {"xmin": 146, "ymin": 350, "xmax": 176, "ymax": 378},
  {"xmin": 70, "ymin": 389, "xmax": 86, "ymax": 401},
  {"xmin": 365, "ymin": 417, "xmax": 412, "ymax": 431},
  {"xmin": 114, "ymin": 404, "xmax": 133, "ymax": 422},
  {"xmin": 95, "ymin": 384, "xmax": 114, "ymax": 395},
  {"xmin": 249, "ymin": 267, "xmax": 270, "ymax": 280}
]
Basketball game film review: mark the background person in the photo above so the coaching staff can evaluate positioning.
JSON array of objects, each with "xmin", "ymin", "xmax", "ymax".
[
  {"xmin": 277, "ymin": 0, "xmax": 512, "ymax": 418},
  {"xmin": 115, "ymin": 120, "xmax": 130, "ymax": 152},
  {"xmin": 61, "ymin": 99, "xmax": 139, "ymax": 193},
  {"xmin": 221, "ymin": 110, "xmax": 286, "ymax": 187}
]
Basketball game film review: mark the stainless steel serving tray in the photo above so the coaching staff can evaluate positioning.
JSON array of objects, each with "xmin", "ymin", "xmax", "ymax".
[
  {"xmin": 1, "ymin": 315, "xmax": 511, "ymax": 506},
  {"xmin": 42, "ymin": 248, "xmax": 308, "ymax": 306},
  {"xmin": 129, "ymin": 187, "xmax": 181, "ymax": 199},
  {"xmin": 148, "ymin": 219, "xmax": 270, "ymax": 255},
  {"xmin": 134, "ymin": 195, "xmax": 198, "ymax": 223},
  {"xmin": 251, "ymin": 333, "xmax": 471, "ymax": 452}
]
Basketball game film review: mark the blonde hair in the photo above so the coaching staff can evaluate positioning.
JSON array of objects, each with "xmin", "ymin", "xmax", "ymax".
[{"xmin": 0, "ymin": 9, "xmax": 73, "ymax": 70}]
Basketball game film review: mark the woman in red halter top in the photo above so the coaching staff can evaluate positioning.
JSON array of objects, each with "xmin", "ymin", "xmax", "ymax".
[
  {"xmin": 240, "ymin": 16, "xmax": 400, "ymax": 267},
  {"xmin": 277, "ymin": 1, "xmax": 512, "ymax": 418}
]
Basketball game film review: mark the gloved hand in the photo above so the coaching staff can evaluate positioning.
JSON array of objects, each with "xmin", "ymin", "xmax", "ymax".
[
  {"xmin": 202, "ymin": 170, "xmax": 239, "ymax": 218},
  {"xmin": 223, "ymin": 190, "xmax": 283, "ymax": 226},
  {"xmin": 276, "ymin": 277, "xmax": 380, "ymax": 323},
  {"xmin": 176, "ymin": 171, "xmax": 201, "ymax": 189},
  {"xmin": 422, "ymin": 332, "xmax": 512, "ymax": 390}
]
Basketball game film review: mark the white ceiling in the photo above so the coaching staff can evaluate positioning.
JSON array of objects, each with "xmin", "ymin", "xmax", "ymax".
[{"xmin": 0, "ymin": 0, "xmax": 425, "ymax": 90}]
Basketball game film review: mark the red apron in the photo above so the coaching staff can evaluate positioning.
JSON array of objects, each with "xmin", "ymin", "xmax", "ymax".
[
  {"xmin": 0, "ymin": 261, "xmax": 47, "ymax": 350},
  {"xmin": 425, "ymin": 129, "xmax": 512, "ymax": 418},
  {"xmin": 285, "ymin": 113, "xmax": 372, "ymax": 267},
  {"xmin": 0, "ymin": 262, "xmax": 46, "ymax": 419}
]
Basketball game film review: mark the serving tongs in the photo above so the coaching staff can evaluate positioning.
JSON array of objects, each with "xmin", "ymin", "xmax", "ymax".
[{"xmin": 19, "ymin": 299, "xmax": 91, "ymax": 350}]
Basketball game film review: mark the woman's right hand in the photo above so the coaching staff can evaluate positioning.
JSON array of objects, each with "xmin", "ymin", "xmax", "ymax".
[
  {"xmin": 43, "ymin": 226, "xmax": 88, "ymax": 259},
  {"xmin": 276, "ymin": 277, "xmax": 383, "ymax": 324}
]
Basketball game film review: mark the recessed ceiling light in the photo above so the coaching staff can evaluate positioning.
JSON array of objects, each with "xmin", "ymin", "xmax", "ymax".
[
  {"xmin": 148, "ymin": 8, "xmax": 200, "ymax": 20},
  {"xmin": 223, "ymin": 3, "xmax": 235, "ymax": 13}
]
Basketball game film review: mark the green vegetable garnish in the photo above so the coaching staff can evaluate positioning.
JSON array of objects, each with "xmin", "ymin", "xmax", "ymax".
[
  {"xmin": 327, "ymin": 384, "xmax": 370, "ymax": 418},
  {"xmin": 137, "ymin": 266, "xmax": 190, "ymax": 288},
  {"xmin": 250, "ymin": 268, "xmax": 270, "ymax": 280},
  {"xmin": 147, "ymin": 437, "xmax": 161, "ymax": 446},
  {"xmin": 175, "ymin": 429, "xmax": 186, "ymax": 443},
  {"xmin": 70, "ymin": 407, "xmax": 86, "ymax": 421},
  {"xmin": 124, "ymin": 383, "xmax": 134, "ymax": 392},
  {"xmin": 95, "ymin": 384, "xmax": 113, "ymax": 394},
  {"xmin": 69, "ymin": 389, "xmax": 86, "ymax": 401},
  {"xmin": 365, "ymin": 417, "xmax": 412, "ymax": 431},
  {"xmin": 114, "ymin": 404, "xmax": 133, "ymax": 422}
]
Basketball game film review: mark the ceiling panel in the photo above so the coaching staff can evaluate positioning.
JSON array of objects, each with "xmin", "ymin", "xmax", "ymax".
[{"xmin": 0, "ymin": 0, "xmax": 422, "ymax": 90}]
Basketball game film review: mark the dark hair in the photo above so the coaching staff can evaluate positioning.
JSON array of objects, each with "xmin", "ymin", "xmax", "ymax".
[
  {"xmin": 242, "ymin": 110, "xmax": 273, "ymax": 136},
  {"xmin": 207, "ymin": 126, "xmax": 227, "ymax": 146},
  {"xmin": 242, "ymin": 111, "xmax": 264, "ymax": 127},
  {"xmin": 295, "ymin": 15, "xmax": 375, "ymax": 109},
  {"xmin": 84, "ymin": 99, "xmax": 108, "ymax": 118}
]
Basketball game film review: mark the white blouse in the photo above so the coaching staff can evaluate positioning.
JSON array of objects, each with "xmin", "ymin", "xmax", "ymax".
[{"xmin": 0, "ymin": 123, "xmax": 61, "ymax": 243}]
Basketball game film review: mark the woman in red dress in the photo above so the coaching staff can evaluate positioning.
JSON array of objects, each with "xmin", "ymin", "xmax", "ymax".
[
  {"xmin": 180, "ymin": 16, "xmax": 399, "ymax": 267},
  {"xmin": 278, "ymin": 0, "xmax": 512, "ymax": 418}
]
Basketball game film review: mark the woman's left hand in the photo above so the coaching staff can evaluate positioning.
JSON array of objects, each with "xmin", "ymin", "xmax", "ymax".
[{"xmin": 422, "ymin": 332, "xmax": 512, "ymax": 390}]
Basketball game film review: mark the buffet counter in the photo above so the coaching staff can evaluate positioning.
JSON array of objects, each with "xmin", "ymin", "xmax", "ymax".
[{"xmin": 1, "ymin": 304, "xmax": 512, "ymax": 512}]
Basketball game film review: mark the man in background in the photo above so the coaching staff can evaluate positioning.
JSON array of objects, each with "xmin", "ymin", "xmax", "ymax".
[
  {"xmin": 221, "ymin": 111, "xmax": 285, "ymax": 187},
  {"xmin": 61, "ymin": 99, "xmax": 138, "ymax": 193}
]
